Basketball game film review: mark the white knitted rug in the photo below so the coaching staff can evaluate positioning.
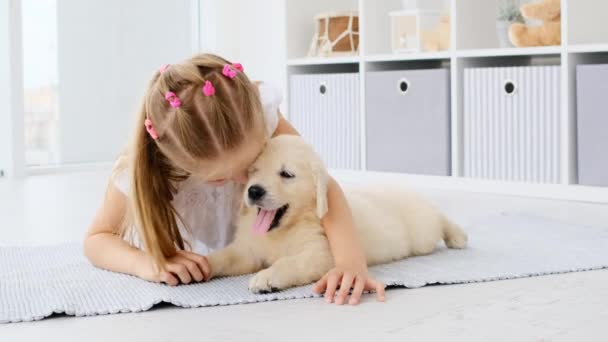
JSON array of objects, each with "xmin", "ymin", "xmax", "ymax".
[{"xmin": 1, "ymin": 214, "xmax": 607, "ymax": 324}]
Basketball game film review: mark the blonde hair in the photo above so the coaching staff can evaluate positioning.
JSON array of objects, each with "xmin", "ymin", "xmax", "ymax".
[{"xmin": 117, "ymin": 53, "xmax": 265, "ymax": 266}]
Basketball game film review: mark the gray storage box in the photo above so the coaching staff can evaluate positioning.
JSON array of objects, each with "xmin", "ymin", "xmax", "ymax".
[
  {"xmin": 463, "ymin": 65, "xmax": 561, "ymax": 183},
  {"xmin": 366, "ymin": 68, "xmax": 451, "ymax": 175},
  {"xmin": 289, "ymin": 72, "xmax": 361, "ymax": 170},
  {"xmin": 577, "ymin": 64, "xmax": 608, "ymax": 187}
]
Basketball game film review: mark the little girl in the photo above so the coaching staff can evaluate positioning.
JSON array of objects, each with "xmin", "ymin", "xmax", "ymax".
[{"xmin": 84, "ymin": 53, "xmax": 385, "ymax": 305}]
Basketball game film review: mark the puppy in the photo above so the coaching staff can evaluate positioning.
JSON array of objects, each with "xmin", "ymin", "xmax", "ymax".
[{"xmin": 207, "ymin": 135, "xmax": 467, "ymax": 293}]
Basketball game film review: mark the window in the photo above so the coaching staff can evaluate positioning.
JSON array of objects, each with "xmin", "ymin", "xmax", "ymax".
[
  {"xmin": 19, "ymin": 0, "xmax": 197, "ymax": 168},
  {"xmin": 22, "ymin": 0, "xmax": 59, "ymax": 166}
]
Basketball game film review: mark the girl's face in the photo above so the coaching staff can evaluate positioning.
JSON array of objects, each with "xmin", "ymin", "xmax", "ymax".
[{"xmin": 198, "ymin": 136, "xmax": 267, "ymax": 186}]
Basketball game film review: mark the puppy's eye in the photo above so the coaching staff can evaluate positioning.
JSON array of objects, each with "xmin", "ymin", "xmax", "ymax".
[{"xmin": 280, "ymin": 170, "xmax": 295, "ymax": 179}]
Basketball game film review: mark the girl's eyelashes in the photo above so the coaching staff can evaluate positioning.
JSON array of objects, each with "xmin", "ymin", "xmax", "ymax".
[
  {"xmin": 207, "ymin": 179, "xmax": 227, "ymax": 186},
  {"xmin": 279, "ymin": 170, "xmax": 295, "ymax": 179}
]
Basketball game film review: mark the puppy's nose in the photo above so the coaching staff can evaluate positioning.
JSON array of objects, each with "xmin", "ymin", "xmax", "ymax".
[{"xmin": 248, "ymin": 185, "xmax": 266, "ymax": 201}]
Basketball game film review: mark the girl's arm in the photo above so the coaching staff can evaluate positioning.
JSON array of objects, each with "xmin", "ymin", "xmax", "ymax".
[
  {"xmin": 84, "ymin": 183, "xmax": 148, "ymax": 276},
  {"xmin": 273, "ymin": 113, "xmax": 385, "ymax": 305},
  {"xmin": 315, "ymin": 178, "xmax": 386, "ymax": 305},
  {"xmin": 84, "ymin": 183, "xmax": 210, "ymax": 285}
]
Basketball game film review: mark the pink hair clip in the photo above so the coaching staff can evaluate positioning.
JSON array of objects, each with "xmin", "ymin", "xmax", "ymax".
[
  {"xmin": 232, "ymin": 63, "xmax": 244, "ymax": 72},
  {"xmin": 202, "ymin": 80, "xmax": 215, "ymax": 96},
  {"xmin": 222, "ymin": 65, "xmax": 237, "ymax": 79},
  {"xmin": 221, "ymin": 62, "xmax": 244, "ymax": 79},
  {"xmin": 164, "ymin": 91, "xmax": 181, "ymax": 108},
  {"xmin": 144, "ymin": 118, "xmax": 159, "ymax": 140},
  {"xmin": 222, "ymin": 62, "xmax": 244, "ymax": 79},
  {"xmin": 159, "ymin": 64, "xmax": 170, "ymax": 74}
]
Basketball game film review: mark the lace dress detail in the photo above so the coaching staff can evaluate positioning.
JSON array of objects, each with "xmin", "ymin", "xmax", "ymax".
[{"xmin": 170, "ymin": 180, "xmax": 244, "ymax": 254}]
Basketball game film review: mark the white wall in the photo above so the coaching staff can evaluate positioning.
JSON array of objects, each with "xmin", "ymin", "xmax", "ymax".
[
  {"xmin": 56, "ymin": 0, "xmax": 196, "ymax": 164},
  {"xmin": 200, "ymin": 0, "xmax": 287, "ymax": 112},
  {"xmin": 0, "ymin": 0, "xmax": 25, "ymax": 177},
  {"xmin": 0, "ymin": 1, "xmax": 10, "ymax": 176},
  {"xmin": 568, "ymin": 0, "xmax": 608, "ymax": 44}
]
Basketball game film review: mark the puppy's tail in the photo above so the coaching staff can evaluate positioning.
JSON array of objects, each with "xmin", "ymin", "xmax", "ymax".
[{"xmin": 442, "ymin": 217, "xmax": 468, "ymax": 249}]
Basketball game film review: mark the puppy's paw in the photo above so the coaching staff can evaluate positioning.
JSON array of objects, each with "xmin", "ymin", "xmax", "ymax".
[
  {"xmin": 249, "ymin": 268, "xmax": 284, "ymax": 294},
  {"xmin": 445, "ymin": 232, "xmax": 468, "ymax": 249}
]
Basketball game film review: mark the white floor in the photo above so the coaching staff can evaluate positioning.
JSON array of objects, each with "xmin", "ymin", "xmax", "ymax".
[{"xmin": 1, "ymin": 170, "xmax": 607, "ymax": 341}]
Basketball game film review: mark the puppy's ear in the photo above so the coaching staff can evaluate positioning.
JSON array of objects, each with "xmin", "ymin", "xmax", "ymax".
[{"xmin": 311, "ymin": 158, "xmax": 329, "ymax": 219}]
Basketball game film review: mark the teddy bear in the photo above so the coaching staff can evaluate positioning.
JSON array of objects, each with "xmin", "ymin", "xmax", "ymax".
[
  {"xmin": 509, "ymin": 0, "xmax": 561, "ymax": 47},
  {"xmin": 421, "ymin": 15, "xmax": 451, "ymax": 52}
]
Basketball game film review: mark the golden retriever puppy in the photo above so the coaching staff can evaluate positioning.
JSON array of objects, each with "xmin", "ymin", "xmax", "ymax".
[{"xmin": 207, "ymin": 135, "xmax": 467, "ymax": 293}]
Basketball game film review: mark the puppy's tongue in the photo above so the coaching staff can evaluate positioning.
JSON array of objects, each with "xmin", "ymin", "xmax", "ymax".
[{"xmin": 252, "ymin": 209, "xmax": 277, "ymax": 235}]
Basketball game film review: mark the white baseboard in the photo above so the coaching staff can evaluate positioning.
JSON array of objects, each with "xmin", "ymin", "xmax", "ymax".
[
  {"xmin": 330, "ymin": 169, "xmax": 608, "ymax": 204},
  {"xmin": 26, "ymin": 162, "xmax": 114, "ymax": 176}
]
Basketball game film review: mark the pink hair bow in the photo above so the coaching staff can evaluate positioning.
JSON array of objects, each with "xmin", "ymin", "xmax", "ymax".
[
  {"xmin": 159, "ymin": 64, "xmax": 170, "ymax": 74},
  {"xmin": 202, "ymin": 80, "xmax": 215, "ymax": 96},
  {"xmin": 164, "ymin": 91, "xmax": 181, "ymax": 108},
  {"xmin": 232, "ymin": 63, "xmax": 244, "ymax": 72},
  {"xmin": 144, "ymin": 118, "xmax": 159, "ymax": 140},
  {"xmin": 222, "ymin": 62, "xmax": 244, "ymax": 79},
  {"xmin": 222, "ymin": 65, "xmax": 237, "ymax": 79}
]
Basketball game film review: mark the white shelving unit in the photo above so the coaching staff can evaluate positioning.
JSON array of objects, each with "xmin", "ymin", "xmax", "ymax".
[{"xmin": 285, "ymin": 0, "xmax": 608, "ymax": 203}]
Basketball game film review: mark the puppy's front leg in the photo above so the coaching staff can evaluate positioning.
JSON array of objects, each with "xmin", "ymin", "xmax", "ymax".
[
  {"xmin": 207, "ymin": 243, "xmax": 263, "ymax": 279},
  {"xmin": 248, "ymin": 249, "xmax": 334, "ymax": 294}
]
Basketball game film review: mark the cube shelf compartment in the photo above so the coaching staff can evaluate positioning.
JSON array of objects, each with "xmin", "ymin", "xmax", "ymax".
[
  {"xmin": 285, "ymin": 0, "xmax": 608, "ymax": 202},
  {"xmin": 463, "ymin": 65, "xmax": 561, "ymax": 184},
  {"xmin": 366, "ymin": 68, "xmax": 451, "ymax": 176},
  {"xmin": 289, "ymin": 72, "xmax": 362, "ymax": 170},
  {"xmin": 576, "ymin": 63, "xmax": 608, "ymax": 187}
]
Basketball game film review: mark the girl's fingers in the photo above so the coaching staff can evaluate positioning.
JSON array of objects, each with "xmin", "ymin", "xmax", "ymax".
[
  {"xmin": 199, "ymin": 257, "xmax": 211, "ymax": 281},
  {"xmin": 336, "ymin": 273, "xmax": 355, "ymax": 305},
  {"xmin": 324, "ymin": 272, "xmax": 341, "ymax": 303},
  {"xmin": 195, "ymin": 255, "xmax": 211, "ymax": 281},
  {"xmin": 348, "ymin": 276, "xmax": 367, "ymax": 305},
  {"xmin": 174, "ymin": 256, "xmax": 204, "ymax": 282},
  {"xmin": 366, "ymin": 278, "xmax": 386, "ymax": 302},
  {"xmin": 177, "ymin": 250, "xmax": 211, "ymax": 281},
  {"xmin": 166, "ymin": 262, "xmax": 192, "ymax": 284},
  {"xmin": 313, "ymin": 273, "xmax": 329, "ymax": 294},
  {"xmin": 159, "ymin": 271, "xmax": 178, "ymax": 286},
  {"xmin": 197, "ymin": 256, "xmax": 211, "ymax": 281}
]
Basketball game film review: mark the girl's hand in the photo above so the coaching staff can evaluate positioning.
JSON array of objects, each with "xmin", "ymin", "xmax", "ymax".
[
  {"xmin": 135, "ymin": 250, "xmax": 211, "ymax": 286},
  {"xmin": 313, "ymin": 266, "xmax": 386, "ymax": 305}
]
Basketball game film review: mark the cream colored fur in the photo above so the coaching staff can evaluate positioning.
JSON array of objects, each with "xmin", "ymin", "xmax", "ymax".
[
  {"xmin": 207, "ymin": 135, "xmax": 467, "ymax": 293},
  {"xmin": 509, "ymin": 0, "xmax": 561, "ymax": 47}
]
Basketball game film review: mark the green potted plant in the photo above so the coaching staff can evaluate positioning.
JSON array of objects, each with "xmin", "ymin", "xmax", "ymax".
[{"xmin": 497, "ymin": 0, "xmax": 524, "ymax": 48}]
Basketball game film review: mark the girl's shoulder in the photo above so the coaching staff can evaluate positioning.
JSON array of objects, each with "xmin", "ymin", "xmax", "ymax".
[
  {"xmin": 257, "ymin": 82, "xmax": 282, "ymax": 136},
  {"xmin": 258, "ymin": 82, "xmax": 282, "ymax": 110},
  {"xmin": 110, "ymin": 153, "xmax": 130, "ymax": 195}
]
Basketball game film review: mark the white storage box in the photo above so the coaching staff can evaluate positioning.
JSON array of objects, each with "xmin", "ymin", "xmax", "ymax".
[
  {"xmin": 576, "ymin": 64, "xmax": 608, "ymax": 187},
  {"xmin": 366, "ymin": 68, "xmax": 451, "ymax": 175},
  {"xmin": 463, "ymin": 65, "xmax": 561, "ymax": 183},
  {"xmin": 289, "ymin": 73, "xmax": 361, "ymax": 170}
]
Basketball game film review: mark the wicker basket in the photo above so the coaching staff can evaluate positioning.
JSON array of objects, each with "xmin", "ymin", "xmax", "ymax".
[{"xmin": 308, "ymin": 11, "xmax": 359, "ymax": 57}]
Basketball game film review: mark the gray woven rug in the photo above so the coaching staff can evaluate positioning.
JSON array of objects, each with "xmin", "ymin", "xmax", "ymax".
[{"xmin": 2, "ymin": 214, "xmax": 608, "ymax": 323}]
